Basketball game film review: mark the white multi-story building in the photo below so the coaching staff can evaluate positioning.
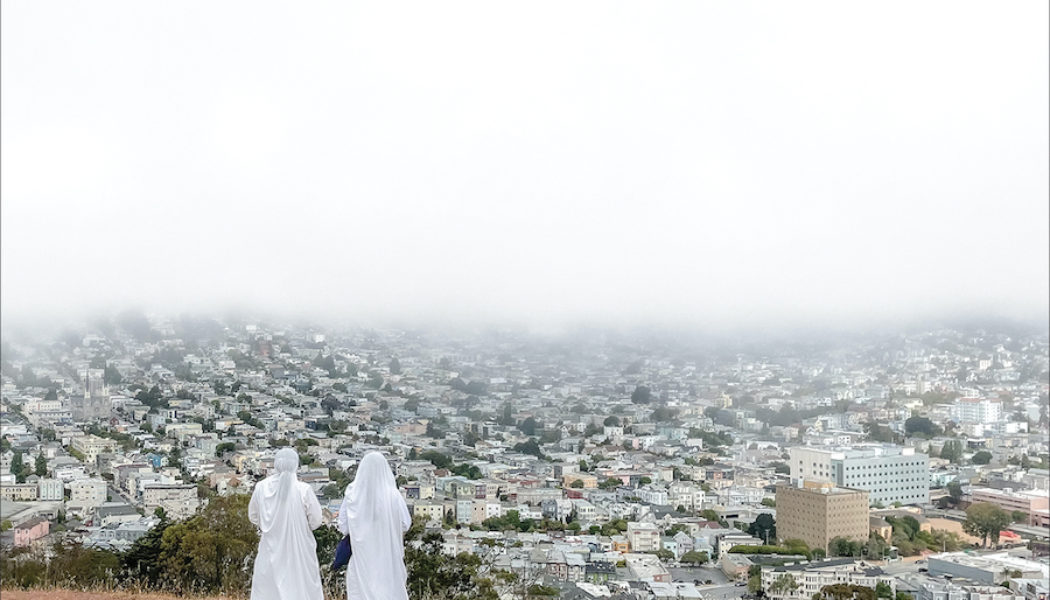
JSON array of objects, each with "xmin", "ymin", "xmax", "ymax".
[
  {"xmin": 790, "ymin": 444, "xmax": 929, "ymax": 506},
  {"xmin": 761, "ymin": 559, "xmax": 896, "ymax": 600},
  {"xmin": 626, "ymin": 521, "xmax": 661, "ymax": 552},
  {"xmin": 69, "ymin": 478, "xmax": 108, "ymax": 509},
  {"xmin": 668, "ymin": 482, "xmax": 704, "ymax": 511},
  {"xmin": 38, "ymin": 478, "xmax": 64, "ymax": 501},
  {"xmin": 637, "ymin": 487, "xmax": 669, "ymax": 506},
  {"xmin": 951, "ymin": 398, "xmax": 1003, "ymax": 425},
  {"xmin": 142, "ymin": 484, "xmax": 200, "ymax": 519},
  {"xmin": 70, "ymin": 434, "xmax": 117, "ymax": 464}
]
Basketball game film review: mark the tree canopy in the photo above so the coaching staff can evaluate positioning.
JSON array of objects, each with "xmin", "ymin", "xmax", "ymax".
[{"xmin": 963, "ymin": 502, "xmax": 1011, "ymax": 547}]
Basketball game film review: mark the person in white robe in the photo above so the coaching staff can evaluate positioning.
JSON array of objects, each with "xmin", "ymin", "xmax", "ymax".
[
  {"xmin": 338, "ymin": 451, "xmax": 412, "ymax": 600},
  {"xmin": 248, "ymin": 447, "xmax": 325, "ymax": 600}
]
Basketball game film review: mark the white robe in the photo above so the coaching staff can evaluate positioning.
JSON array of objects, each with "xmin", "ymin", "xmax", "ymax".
[
  {"xmin": 249, "ymin": 454, "xmax": 325, "ymax": 600},
  {"xmin": 338, "ymin": 452, "xmax": 412, "ymax": 600}
]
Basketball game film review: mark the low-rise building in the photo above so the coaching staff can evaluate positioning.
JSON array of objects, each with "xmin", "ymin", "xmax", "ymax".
[
  {"xmin": 624, "ymin": 553, "xmax": 670, "ymax": 583},
  {"xmin": 0, "ymin": 483, "xmax": 40, "ymax": 502},
  {"xmin": 13, "ymin": 516, "xmax": 49, "ymax": 547},
  {"xmin": 970, "ymin": 488, "xmax": 1050, "ymax": 526},
  {"xmin": 412, "ymin": 502, "xmax": 445, "ymax": 523},
  {"xmin": 928, "ymin": 552, "xmax": 1049, "ymax": 585}
]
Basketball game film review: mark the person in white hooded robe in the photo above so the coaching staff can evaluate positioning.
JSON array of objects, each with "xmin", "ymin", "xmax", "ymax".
[
  {"xmin": 248, "ymin": 447, "xmax": 325, "ymax": 600},
  {"xmin": 338, "ymin": 451, "xmax": 412, "ymax": 600}
]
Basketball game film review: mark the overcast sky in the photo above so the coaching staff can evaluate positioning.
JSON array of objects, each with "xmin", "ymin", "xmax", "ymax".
[{"xmin": 2, "ymin": 1, "xmax": 1047, "ymax": 331}]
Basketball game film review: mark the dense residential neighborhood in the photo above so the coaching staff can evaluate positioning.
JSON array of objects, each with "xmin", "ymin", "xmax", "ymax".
[{"xmin": 1, "ymin": 314, "xmax": 1048, "ymax": 598}]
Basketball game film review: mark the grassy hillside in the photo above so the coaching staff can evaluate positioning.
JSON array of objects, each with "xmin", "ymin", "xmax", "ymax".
[{"xmin": 2, "ymin": 592, "xmax": 220, "ymax": 600}]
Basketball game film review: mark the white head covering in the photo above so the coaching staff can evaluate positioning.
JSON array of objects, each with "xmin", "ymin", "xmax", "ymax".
[
  {"xmin": 343, "ymin": 451, "xmax": 411, "ymax": 600},
  {"xmin": 250, "ymin": 447, "xmax": 325, "ymax": 600},
  {"xmin": 257, "ymin": 448, "xmax": 301, "ymax": 533}
]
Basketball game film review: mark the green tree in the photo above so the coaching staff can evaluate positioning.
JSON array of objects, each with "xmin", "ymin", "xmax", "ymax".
[
  {"xmin": 875, "ymin": 582, "xmax": 893, "ymax": 598},
  {"xmin": 748, "ymin": 513, "xmax": 777, "ymax": 544},
  {"xmin": 603, "ymin": 415, "xmax": 620, "ymax": 427},
  {"xmin": 651, "ymin": 407, "xmax": 678, "ymax": 422},
  {"xmin": 681, "ymin": 550, "xmax": 709, "ymax": 565},
  {"xmin": 103, "ymin": 364, "xmax": 123, "ymax": 385},
  {"xmin": 124, "ymin": 513, "xmax": 172, "ymax": 586},
  {"xmin": 747, "ymin": 565, "xmax": 762, "ymax": 593},
  {"xmin": 821, "ymin": 584, "xmax": 876, "ymax": 600},
  {"xmin": 47, "ymin": 542, "xmax": 122, "ymax": 589},
  {"xmin": 770, "ymin": 574, "xmax": 799, "ymax": 596},
  {"xmin": 10, "ymin": 451, "xmax": 26, "ymax": 483},
  {"xmin": 215, "ymin": 442, "xmax": 237, "ymax": 456},
  {"xmin": 830, "ymin": 537, "xmax": 864, "ymax": 557},
  {"xmin": 905, "ymin": 416, "xmax": 941, "ymax": 438},
  {"xmin": 389, "ymin": 356, "xmax": 402, "ymax": 375},
  {"xmin": 631, "ymin": 385, "xmax": 652, "ymax": 404},
  {"xmin": 971, "ymin": 451, "xmax": 992, "ymax": 465},
  {"xmin": 34, "ymin": 452, "xmax": 47, "ymax": 477},
  {"xmin": 499, "ymin": 402, "xmax": 514, "ymax": 426},
  {"xmin": 963, "ymin": 502, "xmax": 1012, "ymax": 547},
  {"xmin": 518, "ymin": 417, "xmax": 539, "ymax": 436},
  {"xmin": 159, "ymin": 494, "xmax": 258, "ymax": 593},
  {"xmin": 947, "ymin": 480, "xmax": 963, "ymax": 504},
  {"xmin": 404, "ymin": 524, "xmax": 497, "ymax": 599},
  {"xmin": 513, "ymin": 438, "xmax": 544, "ymax": 459},
  {"xmin": 1011, "ymin": 510, "xmax": 1027, "ymax": 523},
  {"xmin": 940, "ymin": 440, "xmax": 964, "ymax": 464},
  {"xmin": 312, "ymin": 524, "xmax": 342, "ymax": 568}
]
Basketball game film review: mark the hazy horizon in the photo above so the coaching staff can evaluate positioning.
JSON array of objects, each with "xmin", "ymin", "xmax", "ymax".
[{"xmin": 3, "ymin": 1, "xmax": 1048, "ymax": 331}]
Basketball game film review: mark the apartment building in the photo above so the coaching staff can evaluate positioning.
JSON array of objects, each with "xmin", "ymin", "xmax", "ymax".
[
  {"xmin": 951, "ymin": 398, "xmax": 1003, "ymax": 425},
  {"xmin": 562, "ymin": 473, "xmax": 598, "ymax": 489},
  {"xmin": 776, "ymin": 481, "xmax": 869, "ymax": 554},
  {"xmin": 142, "ymin": 484, "xmax": 200, "ymax": 519},
  {"xmin": 69, "ymin": 478, "xmax": 108, "ymax": 509},
  {"xmin": 790, "ymin": 445, "xmax": 929, "ymax": 506},
  {"xmin": 0, "ymin": 483, "xmax": 39, "ymax": 502},
  {"xmin": 70, "ymin": 434, "xmax": 117, "ymax": 464},
  {"xmin": 627, "ymin": 521, "xmax": 661, "ymax": 552},
  {"xmin": 37, "ymin": 478, "xmax": 64, "ymax": 501},
  {"xmin": 761, "ymin": 559, "xmax": 896, "ymax": 600},
  {"xmin": 412, "ymin": 502, "xmax": 445, "ymax": 523}
]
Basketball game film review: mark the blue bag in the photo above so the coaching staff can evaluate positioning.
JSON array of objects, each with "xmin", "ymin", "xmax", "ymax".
[{"xmin": 331, "ymin": 535, "xmax": 353, "ymax": 570}]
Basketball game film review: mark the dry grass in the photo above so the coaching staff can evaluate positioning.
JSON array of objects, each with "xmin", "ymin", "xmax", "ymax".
[
  {"xmin": 1, "ymin": 592, "xmax": 227, "ymax": 600},
  {"xmin": 1, "ymin": 587, "xmax": 346, "ymax": 600}
]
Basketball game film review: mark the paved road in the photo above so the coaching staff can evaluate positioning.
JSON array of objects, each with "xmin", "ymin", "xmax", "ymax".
[
  {"xmin": 668, "ymin": 566, "xmax": 730, "ymax": 585},
  {"xmin": 107, "ymin": 483, "xmax": 135, "ymax": 506},
  {"xmin": 698, "ymin": 584, "xmax": 749, "ymax": 600}
]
